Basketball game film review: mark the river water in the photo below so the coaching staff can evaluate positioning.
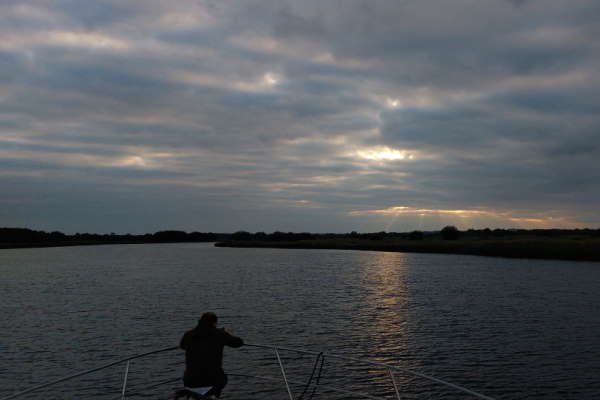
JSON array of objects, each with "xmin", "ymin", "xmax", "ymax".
[{"xmin": 1, "ymin": 243, "xmax": 599, "ymax": 399}]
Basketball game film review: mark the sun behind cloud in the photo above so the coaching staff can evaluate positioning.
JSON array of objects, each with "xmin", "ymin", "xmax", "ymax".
[{"xmin": 355, "ymin": 146, "xmax": 415, "ymax": 161}]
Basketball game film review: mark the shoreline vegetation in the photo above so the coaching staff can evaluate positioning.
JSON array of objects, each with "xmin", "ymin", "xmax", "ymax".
[
  {"xmin": 215, "ymin": 228, "xmax": 600, "ymax": 262},
  {"xmin": 0, "ymin": 228, "xmax": 222, "ymax": 250},
  {"xmin": 2, "ymin": 227, "xmax": 600, "ymax": 262}
]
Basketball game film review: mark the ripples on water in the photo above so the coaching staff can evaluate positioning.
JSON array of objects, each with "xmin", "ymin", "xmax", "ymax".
[{"xmin": 1, "ymin": 243, "xmax": 599, "ymax": 399}]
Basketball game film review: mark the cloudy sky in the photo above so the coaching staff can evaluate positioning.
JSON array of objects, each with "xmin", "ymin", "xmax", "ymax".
[{"xmin": 1, "ymin": 0, "xmax": 599, "ymax": 234}]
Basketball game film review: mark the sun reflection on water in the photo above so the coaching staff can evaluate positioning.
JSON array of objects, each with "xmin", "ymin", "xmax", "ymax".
[
  {"xmin": 359, "ymin": 252, "xmax": 410, "ymax": 358},
  {"xmin": 348, "ymin": 251, "xmax": 426, "ymax": 396}
]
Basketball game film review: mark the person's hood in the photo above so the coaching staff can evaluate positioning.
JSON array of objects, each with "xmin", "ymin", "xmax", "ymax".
[{"xmin": 192, "ymin": 322, "xmax": 216, "ymax": 338}]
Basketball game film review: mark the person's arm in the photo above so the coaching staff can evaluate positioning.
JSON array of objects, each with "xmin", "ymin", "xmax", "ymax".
[
  {"xmin": 180, "ymin": 331, "xmax": 190, "ymax": 350},
  {"xmin": 220, "ymin": 328, "xmax": 244, "ymax": 348}
]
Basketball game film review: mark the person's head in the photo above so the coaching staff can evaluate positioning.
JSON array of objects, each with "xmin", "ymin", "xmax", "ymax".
[{"xmin": 199, "ymin": 312, "xmax": 218, "ymax": 328}]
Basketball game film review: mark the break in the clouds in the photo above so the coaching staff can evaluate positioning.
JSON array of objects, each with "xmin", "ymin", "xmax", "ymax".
[{"xmin": 1, "ymin": 0, "xmax": 599, "ymax": 233}]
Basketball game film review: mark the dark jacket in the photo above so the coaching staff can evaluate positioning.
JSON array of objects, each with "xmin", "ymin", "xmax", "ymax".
[{"xmin": 180, "ymin": 323, "xmax": 244, "ymax": 387}]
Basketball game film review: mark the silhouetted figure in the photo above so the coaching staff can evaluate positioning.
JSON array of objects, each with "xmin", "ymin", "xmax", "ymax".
[{"xmin": 179, "ymin": 312, "xmax": 244, "ymax": 399}]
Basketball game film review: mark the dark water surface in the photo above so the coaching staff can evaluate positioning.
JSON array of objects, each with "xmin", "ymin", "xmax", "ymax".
[{"xmin": 1, "ymin": 243, "xmax": 599, "ymax": 399}]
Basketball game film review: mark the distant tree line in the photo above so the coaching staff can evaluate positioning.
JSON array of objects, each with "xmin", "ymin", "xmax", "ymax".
[
  {"xmin": 0, "ymin": 228, "xmax": 221, "ymax": 245},
  {"xmin": 227, "ymin": 227, "xmax": 600, "ymax": 242},
  {"xmin": 2, "ymin": 226, "xmax": 599, "ymax": 247}
]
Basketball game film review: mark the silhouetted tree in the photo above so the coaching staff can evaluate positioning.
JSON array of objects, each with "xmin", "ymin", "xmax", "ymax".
[
  {"xmin": 189, "ymin": 231, "xmax": 218, "ymax": 241},
  {"xmin": 441, "ymin": 225, "xmax": 460, "ymax": 240},
  {"xmin": 153, "ymin": 230, "xmax": 189, "ymax": 242},
  {"xmin": 230, "ymin": 231, "xmax": 252, "ymax": 240},
  {"xmin": 408, "ymin": 230, "xmax": 424, "ymax": 240}
]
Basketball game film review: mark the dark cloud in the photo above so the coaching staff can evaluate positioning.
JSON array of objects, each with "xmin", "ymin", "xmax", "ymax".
[
  {"xmin": 1, "ymin": 0, "xmax": 599, "ymax": 232},
  {"xmin": 55, "ymin": 0, "xmax": 137, "ymax": 28},
  {"xmin": 489, "ymin": 86, "xmax": 600, "ymax": 115},
  {"xmin": 506, "ymin": 0, "xmax": 529, "ymax": 7}
]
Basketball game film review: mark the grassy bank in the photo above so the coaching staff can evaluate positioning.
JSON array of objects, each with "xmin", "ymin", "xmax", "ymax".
[{"xmin": 215, "ymin": 237, "xmax": 600, "ymax": 262}]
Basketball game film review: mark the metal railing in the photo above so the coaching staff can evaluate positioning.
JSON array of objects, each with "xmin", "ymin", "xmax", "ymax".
[
  {"xmin": 244, "ymin": 343, "xmax": 496, "ymax": 400},
  {"xmin": 1, "ymin": 346, "xmax": 178, "ymax": 400},
  {"xmin": 1, "ymin": 343, "xmax": 496, "ymax": 400}
]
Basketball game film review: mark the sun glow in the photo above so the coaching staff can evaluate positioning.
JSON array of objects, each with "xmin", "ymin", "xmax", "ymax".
[
  {"xmin": 348, "ymin": 206, "xmax": 583, "ymax": 229},
  {"xmin": 356, "ymin": 146, "xmax": 414, "ymax": 161},
  {"xmin": 386, "ymin": 98, "xmax": 400, "ymax": 108},
  {"xmin": 173, "ymin": 70, "xmax": 283, "ymax": 93},
  {"xmin": 350, "ymin": 206, "xmax": 490, "ymax": 217},
  {"xmin": 115, "ymin": 155, "xmax": 147, "ymax": 168},
  {"xmin": 263, "ymin": 72, "xmax": 280, "ymax": 86}
]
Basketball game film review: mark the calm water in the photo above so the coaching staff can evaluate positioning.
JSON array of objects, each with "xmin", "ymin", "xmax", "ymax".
[{"xmin": 1, "ymin": 243, "xmax": 599, "ymax": 399}]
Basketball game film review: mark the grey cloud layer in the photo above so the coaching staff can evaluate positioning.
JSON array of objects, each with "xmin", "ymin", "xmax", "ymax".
[{"xmin": 1, "ymin": 0, "xmax": 599, "ymax": 232}]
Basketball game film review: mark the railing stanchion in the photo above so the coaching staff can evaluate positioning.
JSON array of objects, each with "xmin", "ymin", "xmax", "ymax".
[
  {"xmin": 120, "ymin": 361, "xmax": 130, "ymax": 400},
  {"xmin": 388, "ymin": 368, "xmax": 401, "ymax": 400},
  {"xmin": 273, "ymin": 347, "xmax": 295, "ymax": 400},
  {"xmin": 245, "ymin": 343, "xmax": 495, "ymax": 400}
]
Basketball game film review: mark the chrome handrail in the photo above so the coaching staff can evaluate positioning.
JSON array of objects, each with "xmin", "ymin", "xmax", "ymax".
[
  {"xmin": 244, "ymin": 343, "xmax": 496, "ymax": 400},
  {"xmin": 120, "ymin": 360, "xmax": 130, "ymax": 400},
  {"xmin": 273, "ymin": 347, "xmax": 295, "ymax": 400},
  {"xmin": 1, "ymin": 343, "xmax": 496, "ymax": 400},
  {"xmin": 0, "ymin": 346, "xmax": 178, "ymax": 400}
]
